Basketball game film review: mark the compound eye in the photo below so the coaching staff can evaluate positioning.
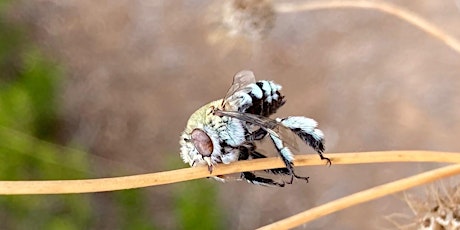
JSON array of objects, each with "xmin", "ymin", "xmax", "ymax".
[{"xmin": 191, "ymin": 129, "xmax": 213, "ymax": 157}]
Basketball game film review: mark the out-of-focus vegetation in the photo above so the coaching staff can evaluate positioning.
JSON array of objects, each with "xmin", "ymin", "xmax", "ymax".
[
  {"xmin": 0, "ymin": 1, "xmax": 225, "ymax": 229},
  {"xmin": 173, "ymin": 181, "xmax": 225, "ymax": 230},
  {"xmin": 0, "ymin": 4, "xmax": 92, "ymax": 181},
  {"xmin": 0, "ymin": 1, "xmax": 92, "ymax": 228}
]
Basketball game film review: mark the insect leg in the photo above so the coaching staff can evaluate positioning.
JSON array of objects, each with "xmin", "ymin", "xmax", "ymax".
[
  {"xmin": 268, "ymin": 133, "xmax": 309, "ymax": 184},
  {"xmin": 249, "ymin": 151, "xmax": 291, "ymax": 175},
  {"xmin": 277, "ymin": 116, "xmax": 331, "ymax": 166},
  {"xmin": 241, "ymin": 172, "xmax": 285, "ymax": 187},
  {"xmin": 249, "ymin": 128, "xmax": 267, "ymax": 141},
  {"xmin": 238, "ymin": 144, "xmax": 285, "ymax": 187}
]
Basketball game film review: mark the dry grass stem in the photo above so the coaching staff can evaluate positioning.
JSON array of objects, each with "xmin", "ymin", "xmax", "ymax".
[
  {"xmin": 257, "ymin": 164, "xmax": 460, "ymax": 230},
  {"xmin": 275, "ymin": 1, "xmax": 460, "ymax": 55},
  {"xmin": 0, "ymin": 151, "xmax": 459, "ymax": 195}
]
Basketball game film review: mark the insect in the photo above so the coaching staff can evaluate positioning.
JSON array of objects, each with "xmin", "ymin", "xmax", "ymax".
[{"xmin": 179, "ymin": 70, "xmax": 331, "ymax": 187}]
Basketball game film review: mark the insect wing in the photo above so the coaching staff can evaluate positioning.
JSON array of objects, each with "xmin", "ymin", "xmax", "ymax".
[
  {"xmin": 214, "ymin": 110, "xmax": 276, "ymax": 129},
  {"xmin": 222, "ymin": 70, "xmax": 256, "ymax": 109},
  {"xmin": 214, "ymin": 110, "xmax": 299, "ymax": 151},
  {"xmin": 271, "ymin": 121, "xmax": 300, "ymax": 151}
]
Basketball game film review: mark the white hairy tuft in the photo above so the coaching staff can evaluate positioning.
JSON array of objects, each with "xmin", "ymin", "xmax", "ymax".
[
  {"xmin": 213, "ymin": 118, "xmax": 246, "ymax": 147},
  {"xmin": 247, "ymin": 83, "xmax": 263, "ymax": 99},
  {"xmin": 270, "ymin": 133, "xmax": 294, "ymax": 162},
  {"xmin": 179, "ymin": 133, "xmax": 193, "ymax": 164},
  {"xmin": 221, "ymin": 147, "xmax": 240, "ymax": 164},
  {"xmin": 280, "ymin": 147, "xmax": 294, "ymax": 162},
  {"xmin": 311, "ymin": 129, "xmax": 324, "ymax": 141},
  {"xmin": 268, "ymin": 81, "xmax": 281, "ymax": 93},
  {"xmin": 278, "ymin": 116, "xmax": 318, "ymax": 133}
]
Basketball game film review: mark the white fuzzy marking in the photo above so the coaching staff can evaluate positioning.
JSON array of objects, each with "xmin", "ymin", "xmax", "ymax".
[
  {"xmin": 270, "ymin": 133, "xmax": 294, "ymax": 162},
  {"xmin": 221, "ymin": 147, "xmax": 240, "ymax": 164},
  {"xmin": 260, "ymin": 81, "xmax": 271, "ymax": 97},
  {"xmin": 280, "ymin": 147, "xmax": 294, "ymax": 162},
  {"xmin": 215, "ymin": 119, "xmax": 246, "ymax": 147},
  {"xmin": 247, "ymin": 83, "xmax": 263, "ymax": 99},
  {"xmin": 312, "ymin": 129, "xmax": 324, "ymax": 140},
  {"xmin": 279, "ymin": 116, "xmax": 318, "ymax": 133},
  {"xmin": 265, "ymin": 96, "xmax": 273, "ymax": 103},
  {"xmin": 268, "ymin": 81, "xmax": 280, "ymax": 94}
]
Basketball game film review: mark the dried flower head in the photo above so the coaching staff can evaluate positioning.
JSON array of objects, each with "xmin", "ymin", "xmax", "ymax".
[
  {"xmin": 390, "ymin": 184, "xmax": 460, "ymax": 230},
  {"xmin": 221, "ymin": 0, "xmax": 276, "ymax": 40},
  {"xmin": 206, "ymin": 0, "xmax": 276, "ymax": 55}
]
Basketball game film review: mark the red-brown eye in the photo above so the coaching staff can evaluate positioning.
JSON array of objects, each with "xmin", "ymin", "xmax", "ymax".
[{"xmin": 191, "ymin": 129, "xmax": 213, "ymax": 157}]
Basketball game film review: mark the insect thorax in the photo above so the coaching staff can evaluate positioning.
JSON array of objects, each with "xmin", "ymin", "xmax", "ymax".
[{"xmin": 180, "ymin": 100, "xmax": 247, "ymax": 166}]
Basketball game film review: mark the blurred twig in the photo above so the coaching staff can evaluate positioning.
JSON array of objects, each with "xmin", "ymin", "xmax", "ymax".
[
  {"xmin": 0, "ymin": 151, "xmax": 459, "ymax": 195},
  {"xmin": 258, "ymin": 163, "xmax": 460, "ymax": 230},
  {"xmin": 275, "ymin": 1, "xmax": 460, "ymax": 54}
]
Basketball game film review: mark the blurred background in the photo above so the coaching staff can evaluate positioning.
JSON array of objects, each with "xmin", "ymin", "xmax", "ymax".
[{"xmin": 0, "ymin": 0, "xmax": 459, "ymax": 229}]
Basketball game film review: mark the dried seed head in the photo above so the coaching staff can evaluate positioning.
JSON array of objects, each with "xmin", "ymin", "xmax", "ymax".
[
  {"xmin": 389, "ymin": 184, "xmax": 460, "ymax": 230},
  {"xmin": 205, "ymin": 0, "xmax": 276, "ymax": 56},
  {"xmin": 222, "ymin": 0, "xmax": 276, "ymax": 40}
]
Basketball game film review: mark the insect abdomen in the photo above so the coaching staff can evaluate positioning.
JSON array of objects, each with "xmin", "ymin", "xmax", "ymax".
[{"xmin": 244, "ymin": 81, "xmax": 285, "ymax": 117}]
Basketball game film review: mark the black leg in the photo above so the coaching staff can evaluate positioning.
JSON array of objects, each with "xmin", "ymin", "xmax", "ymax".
[
  {"xmin": 251, "ymin": 128, "xmax": 267, "ymax": 140},
  {"xmin": 279, "ymin": 154, "xmax": 309, "ymax": 184},
  {"xmin": 241, "ymin": 172, "xmax": 285, "ymax": 187},
  {"xmin": 238, "ymin": 145, "xmax": 286, "ymax": 187},
  {"xmin": 238, "ymin": 141, "xmax": 308, "ymax": 186},
  {"xmin": 292, "ymin": 128, "xmax": 331, "ymax": 165},
  {"xmin": 269, "ymin": 133, "xmax": 310, "ymax": 184},
  {"xmin": 250, "ymin": 151, "xmax": 292, "ymax": 175}
]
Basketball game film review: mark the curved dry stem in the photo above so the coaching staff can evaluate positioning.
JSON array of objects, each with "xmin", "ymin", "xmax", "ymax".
[
  {"xmin": 275, "ymin": 1, "xmax": 460, "ymax": 55},
  {"xmin": 0, "ymin": 151, "xmax": 459, "ymax": 195},
  {"xmin": 257, "ymin": 163, "xmax": 460, "ymax": 230}
]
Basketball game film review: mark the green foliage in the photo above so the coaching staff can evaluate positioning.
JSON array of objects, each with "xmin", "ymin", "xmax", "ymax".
[
  {"xmin": 0, "ymin": 128, "xmax": 91, "ymax": 180},
  {"xmin": 114, "ymin": 189, "xmax": 158, "ymax": 230},
  {"xmin": 173, "ymin": 180, "xmax": 226, "ymax": 230},
  {"xmin": 0, "ymin": 2, "xmax": 93, "ymax": 229},
  {"xmin": 0, "ymin": 49, "xmax": 61, "ymax": 138}
]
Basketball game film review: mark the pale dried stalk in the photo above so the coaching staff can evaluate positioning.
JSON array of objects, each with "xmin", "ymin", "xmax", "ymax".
[
  {"xmin": 275, "ymin": 1, "xmax": 460, "ymax": 55},
  {"xmin": 0, "ymin": 151, "xmax": 459, "ymax": 195},
  {"xmin": 257, "ymin": 164, "xmax": 460, "ymax": 230}
]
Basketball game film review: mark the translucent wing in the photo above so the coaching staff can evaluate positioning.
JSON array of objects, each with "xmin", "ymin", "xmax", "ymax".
[
  {"xmin": 214, "ymin": 110, "xmax": 276, "ymax": 129},
  {"xmin": 213, "ymin": 110, "xmax": 299, "ymax": 151},
  {"xmin": 221, "ymin": 70, "xmax": 256, "ymax": 109}
]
